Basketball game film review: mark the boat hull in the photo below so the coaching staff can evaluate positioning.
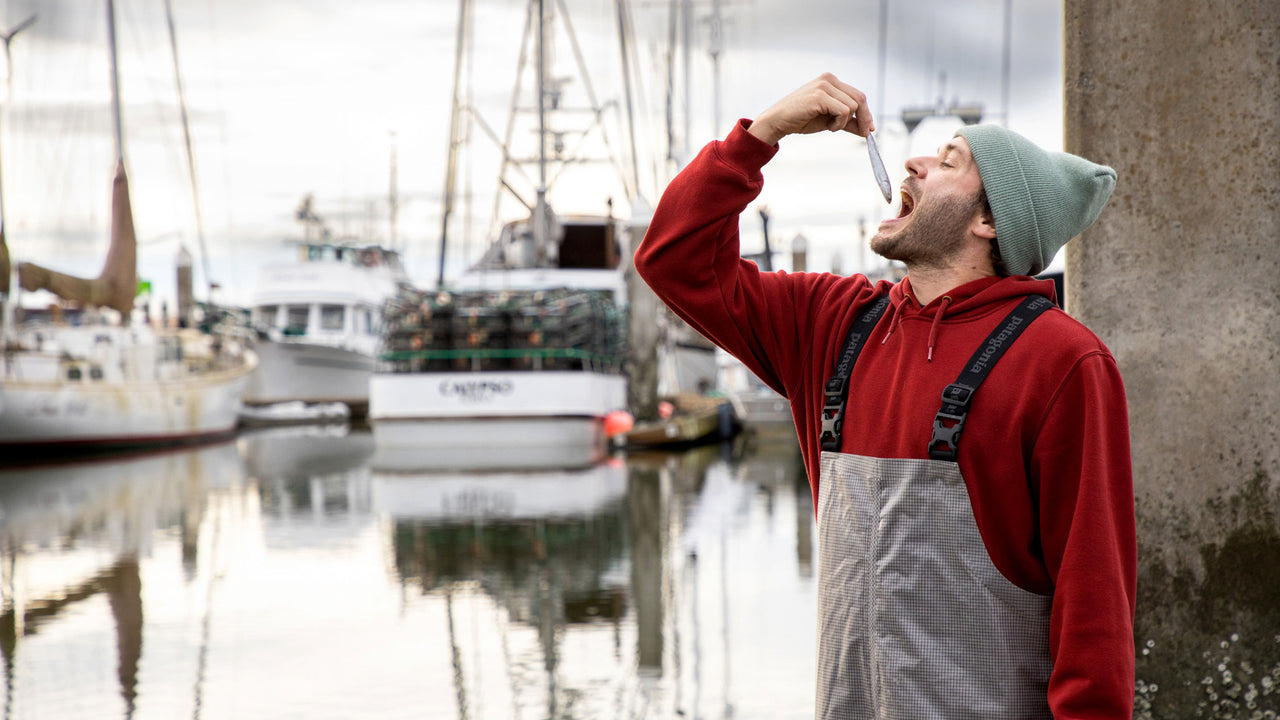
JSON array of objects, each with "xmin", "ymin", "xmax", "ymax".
[
  {"xmin": 368, "ymin": 370, "xmax": 626, "ymax": 471},
  {"xmin": 0, "ymin": 362, "xmax": 254, "ymax": 450},
  {"xmin": 243, "ymin": 340, "xmax": 374, "ymax": 414}
]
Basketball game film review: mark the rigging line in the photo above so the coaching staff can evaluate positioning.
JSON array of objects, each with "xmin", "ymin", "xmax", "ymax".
[
  {"xmin": 469, "ymin": 110, "xmax": 534, "ymax": 209},
  {"xmin": 489, "ymin": 0, "xmax": 536, "ymax": 244},
  {"xmin": 553, "ymin": 0, "xmax": 632, "ymax": 203},
  {"xmin": 163, "ymin": 0, "xmax": 214, "ymax": 301}
]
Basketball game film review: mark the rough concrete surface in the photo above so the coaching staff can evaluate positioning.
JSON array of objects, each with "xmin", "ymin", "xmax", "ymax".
[
  {"xmin": 1065, "ymin": 2, "xmax": 1280, "ymax": 713},
  {"xmin": 1064, "ymin": 0, "xmax": 1279, "ymax": 511}
]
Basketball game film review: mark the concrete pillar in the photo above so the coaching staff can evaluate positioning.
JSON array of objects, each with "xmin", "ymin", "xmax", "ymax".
[{"xmin": 1065, "ymin": 0, "xmax": 1280, "ymax": 709}]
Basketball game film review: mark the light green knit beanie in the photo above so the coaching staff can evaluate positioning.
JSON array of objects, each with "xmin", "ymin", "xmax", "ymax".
[{"xmin": 954, "ymin": 124, "xmax": 1116, "ymax": 277}]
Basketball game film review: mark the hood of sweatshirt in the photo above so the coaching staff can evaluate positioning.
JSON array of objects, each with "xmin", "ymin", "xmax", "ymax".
[{"xmin": 879, "ymin": 274, "xmax": 1059, "ymax": 362}]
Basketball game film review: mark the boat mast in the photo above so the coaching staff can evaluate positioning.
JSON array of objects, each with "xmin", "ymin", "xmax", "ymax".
[
  {"xmin": 682, "ymin": 0, "xmax": 691, "ymax": 161},
  {"xmin": 614, "ymin": 0, "xmax": 642, "ymax": 204},
  {"xmin": 162, "ymin": 0, "xmax": 215, "ymax": 306},
  {"xmin": 438, "ymin": 0, "xmax": 471, "ymax": 288},
  {"xmin": 0, "ymin": 15, "xmax": 35, "ymax": 344},
  {"xmin": 533, "ymin": 0, "xmax": 550, "ymax": 262},
  {"xmin": 106, "ymin": 0, "xmax": 124, "ymax": 163},
  {"xmin": 664, "ymin": 0, "xmax": 677, "ymax": 171},
  {"xmin": 0, "ymin": 15, "xmax": 34, "ymax": 244}
]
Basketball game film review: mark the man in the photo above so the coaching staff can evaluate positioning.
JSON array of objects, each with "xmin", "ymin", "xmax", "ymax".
[{"xmin": 634, "ymin": 73, "xmax": 1136, "ymax": 719}]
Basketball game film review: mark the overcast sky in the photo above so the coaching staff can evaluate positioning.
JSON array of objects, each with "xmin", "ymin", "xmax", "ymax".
[{"xmin": 0, "ymin": 0, "xmax": 1065, "ymax": 307}]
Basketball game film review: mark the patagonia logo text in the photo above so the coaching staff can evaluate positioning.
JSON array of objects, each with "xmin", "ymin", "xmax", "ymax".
[{"xmin": 969, "ymin": 316, "xmax": 1024, "ymax": 374}]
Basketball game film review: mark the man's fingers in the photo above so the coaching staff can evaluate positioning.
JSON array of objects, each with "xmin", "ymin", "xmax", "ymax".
[
  {"xmin": 751, "ymin": 74, "xmax": 875, "ymax": 143},
  {"xmin": 819, "ymin": 95, "xmax": 853, "ymax": 132},
  {"xmin": 819, "ymin": 75, "xmax": 873, "ymax": 136}
]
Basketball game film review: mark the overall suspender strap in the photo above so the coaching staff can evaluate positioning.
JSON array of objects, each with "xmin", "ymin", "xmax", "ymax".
[
  {"xmin": 928, "ymin": 294, "xmax": 1056, "ymax": 461},
  {"xmin": 820, "ymin": 295, "xmax": 891, "ymax": 452}
]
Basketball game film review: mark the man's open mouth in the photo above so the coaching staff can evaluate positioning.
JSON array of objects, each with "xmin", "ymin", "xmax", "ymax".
[{"xmin": 897, "ymin": 189, "xmax": 915, "ymax": 219}]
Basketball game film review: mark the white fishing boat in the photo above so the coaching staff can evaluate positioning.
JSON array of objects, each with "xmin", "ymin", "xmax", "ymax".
[
  {"xmin": 244, "ymin": 219, "xmax": 408, "ymax": 416},
  {"xmin": 0, "ymin": 2, "xmax": 255, "ymax": 453},
  {"xmin": 370, "ymin": 252, "xmax": 629, "ymax": 470},
  {"xmin": 368, "ymin": 0, "xmax": 638, "ymax": 468}
]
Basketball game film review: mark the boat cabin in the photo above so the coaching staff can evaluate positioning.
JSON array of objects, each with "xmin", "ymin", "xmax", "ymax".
[{"xmin": 249, "ymin": 241, "xmax": 406, "ymax": 350}]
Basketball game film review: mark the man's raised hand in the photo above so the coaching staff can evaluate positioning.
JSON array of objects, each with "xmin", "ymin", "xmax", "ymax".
[{"xmin": 747, "ymin": 73, "xmax": 875, "ymax": 146}]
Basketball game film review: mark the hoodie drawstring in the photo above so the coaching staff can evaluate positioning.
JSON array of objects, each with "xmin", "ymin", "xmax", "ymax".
[
  {"xmin": 926, "ymin": 295, "xmax": 952, "ymax": 362},
  {"xmin": 880, "ymin": 300, "xmax": 905, "ymax": 346}
]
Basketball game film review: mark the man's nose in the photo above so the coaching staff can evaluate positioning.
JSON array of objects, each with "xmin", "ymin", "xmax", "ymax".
[{"xmin": 905, "ymin": 156, "xmax": 932, "ymax": 178}]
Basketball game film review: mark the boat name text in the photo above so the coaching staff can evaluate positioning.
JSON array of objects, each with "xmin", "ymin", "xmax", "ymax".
[{"xmin": 438, "ymin": 379, "xmax": 515, "ymax": 402}]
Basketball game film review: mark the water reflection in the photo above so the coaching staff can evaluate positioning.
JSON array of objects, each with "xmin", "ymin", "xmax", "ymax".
[
  {"xmin": 1, "ymin": 427, "xmax": 1275, "ymax": 718},
  {"xmin": 375, "ymin": 458, "xmax": 631, "ymax": 720},
  {"xmin": 0, "ymin": 442, "xmax": 245, "ymax": 719}
]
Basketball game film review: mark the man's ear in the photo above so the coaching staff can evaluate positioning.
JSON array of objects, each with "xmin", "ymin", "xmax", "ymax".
[{"xmin": 970, "ymin": 205, "xmax": 997, "ymax": 240}]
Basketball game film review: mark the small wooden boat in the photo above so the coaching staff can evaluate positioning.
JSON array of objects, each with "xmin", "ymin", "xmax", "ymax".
[{"xmin": 620, "ymin": 394, "xmax": 738, "ymax": 449}]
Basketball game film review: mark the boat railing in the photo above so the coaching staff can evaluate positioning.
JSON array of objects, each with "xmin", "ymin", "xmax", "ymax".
[
  {"xmin": 377, "ymin": 285, "xmax": 627, "ymax": 376},
  {"xmin": 379, "ymin": 346, "xmax": 624, "ymax": 374}
]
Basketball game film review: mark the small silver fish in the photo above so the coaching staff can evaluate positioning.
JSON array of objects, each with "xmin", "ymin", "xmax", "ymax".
[{"xmin": 866, "ymin": 132, "xmax": 892, "ymax": 203}]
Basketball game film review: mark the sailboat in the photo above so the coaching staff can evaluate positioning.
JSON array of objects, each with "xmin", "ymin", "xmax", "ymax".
[
  {"xmin": 0, "ymin": 1, "xmax": 255, "ymax": 453},
  {"xmin": 369, "ymin": 0, "xmax": 638, "ymax": 471}
]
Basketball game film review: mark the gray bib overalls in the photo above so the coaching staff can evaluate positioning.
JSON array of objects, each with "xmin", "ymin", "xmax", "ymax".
[{"xmin": 814, "ymin": 295, "xmax": 1056, "ymax": 720}]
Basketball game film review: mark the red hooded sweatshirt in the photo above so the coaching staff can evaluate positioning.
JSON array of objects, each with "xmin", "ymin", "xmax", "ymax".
[{"xmin": 634, "ymin": 120, "xmax": 1136, "ymax": 719}]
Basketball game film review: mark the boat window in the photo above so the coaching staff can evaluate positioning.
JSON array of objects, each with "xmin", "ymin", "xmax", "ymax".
[
  {"xmin": 320, "ymin": 304, "xmax": 345, "ymax": 331},
  {"xmin": 286, "ymin": 306, "xmax": 310, "ymax": 334},
  {"xmin": 66, "ymin": 365, "xmax": 82, "ymax": 381},
  {"xmin": 559, "ymin": 221, "xmax": 618, "ymax": 270}
]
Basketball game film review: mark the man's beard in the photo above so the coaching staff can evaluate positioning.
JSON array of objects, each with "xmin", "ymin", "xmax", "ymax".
[{"xmin": 870, "ymin": 189, "xmax": 981, "ymax": 270}]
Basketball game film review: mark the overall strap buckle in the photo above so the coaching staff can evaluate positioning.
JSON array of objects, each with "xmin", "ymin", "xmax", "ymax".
[
  {"xmin": 819, "ymin": 296, "xmax": 890, "ymax": 452},
  {"xmin": 927, "ymin": 295, "xmax": 1054, "ymax": 462}
]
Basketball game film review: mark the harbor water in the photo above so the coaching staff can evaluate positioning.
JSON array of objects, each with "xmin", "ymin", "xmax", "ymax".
[{"xmin": 1, "ymin": 426, "xmax": 1277, "ymax": 719}]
